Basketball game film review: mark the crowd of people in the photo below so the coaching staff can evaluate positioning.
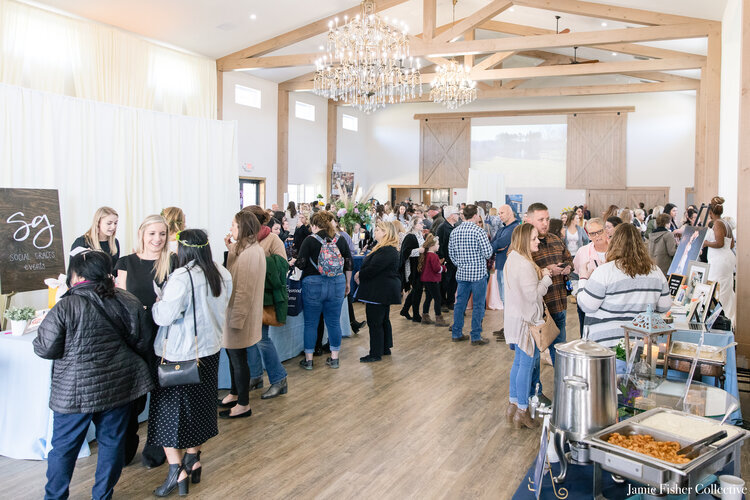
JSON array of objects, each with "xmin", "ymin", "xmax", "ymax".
[{"xmin": 31, "ymin": 193, "xmax": 737, "ymax": 497}]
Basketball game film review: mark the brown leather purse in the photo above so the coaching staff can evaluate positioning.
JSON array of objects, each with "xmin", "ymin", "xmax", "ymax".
[
  {"xmin": 528, "ymin": 304, "xmax": 560, "ymax": 352},
  {"xmin": 262, "ymin": 305, "xmax": 282, "ymax": 327}
]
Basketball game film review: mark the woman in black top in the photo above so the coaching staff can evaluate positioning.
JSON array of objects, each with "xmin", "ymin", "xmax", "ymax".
[
  {"xmin": 293, "ymin": 211, "xmax": 353, "ymax": 370},
  {"xmin": 70, "ymin": 206, "xmax": 121, "ymax": 266},
  {"xmin": 114, "ymin": 215, "xmax": 176, "ymax": 468},
  {"xmin": 399, "ymin": 218, "xmax": 425, "ymax": 322},
  {"xmin": 292, "ymin": 212, "xmax": 311, "ymax": 258},
  {"xmin": 355, "ymin": 221, "xmax": 401, "ymax": 362}
]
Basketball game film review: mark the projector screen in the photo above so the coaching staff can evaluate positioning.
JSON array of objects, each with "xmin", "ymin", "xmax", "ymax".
[{"xmin": 471, "ymin": 116, "xmax": 567, "ymax": 188}]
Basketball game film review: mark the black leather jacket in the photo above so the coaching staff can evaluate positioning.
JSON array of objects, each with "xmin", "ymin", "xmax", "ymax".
[{"xmin": 33, "ymin": 283, "xmax": 154, "ymax": 414}]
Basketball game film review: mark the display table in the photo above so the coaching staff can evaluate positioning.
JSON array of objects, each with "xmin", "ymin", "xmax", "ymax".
[
  {"xmin": 218, "ymin": 300, "xmax": 350, "ymax": 389},
  {"xmin": 0, "ymin": 332, "xmax": 92, "ymax": 460}
]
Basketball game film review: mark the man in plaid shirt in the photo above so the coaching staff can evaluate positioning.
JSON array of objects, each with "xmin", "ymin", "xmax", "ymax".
[{"xmin": 448, "ymin": 204, "xmax": 493, "ymax": 345}]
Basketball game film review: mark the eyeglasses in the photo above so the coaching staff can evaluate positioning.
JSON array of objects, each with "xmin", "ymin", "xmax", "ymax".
[{"xmin": 588, "ymin": 229, "xmax": 604, "ymax": 237}]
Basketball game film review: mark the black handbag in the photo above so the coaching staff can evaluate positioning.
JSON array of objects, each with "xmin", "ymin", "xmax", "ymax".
[{"xmin": 157, "ymin": 268, "xmax": 201, "ymax": 387}]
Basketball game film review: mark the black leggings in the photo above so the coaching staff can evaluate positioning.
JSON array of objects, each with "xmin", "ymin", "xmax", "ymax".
[
  {"xmin": 365, "ymin": 304, "xmax": 392, "ymax": 356},
  {"xmin": 226, "ymin": 348, "xmax": 250, "ymax": 406},
  {"xmin": 402, "ymin": 280, "xmax": 423, "ymax": 318},
  {"xmin": 422, "ymin": 282, "xmax": 442, "ymax": 315}
]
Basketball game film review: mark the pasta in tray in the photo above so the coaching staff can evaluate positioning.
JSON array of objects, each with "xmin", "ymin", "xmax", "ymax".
[{"xmin": 606, "ymin": 433, "xmax": 691, "ymax": 464}]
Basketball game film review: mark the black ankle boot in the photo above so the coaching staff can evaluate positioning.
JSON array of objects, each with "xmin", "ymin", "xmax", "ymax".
[
  {"xmin": 249, "ymin": 377, "xmax": 264, "ymax": 391},
  {"xmin": 261, "ymin": 378, "xmax": 288, "ymax": 399},
  {"xmin": 154, "ymin": 463, "xmax": 188, "ymax": 497},
  {"xmin": 183, "ymin": 451, "xmax": 202, "ymax": 484}
]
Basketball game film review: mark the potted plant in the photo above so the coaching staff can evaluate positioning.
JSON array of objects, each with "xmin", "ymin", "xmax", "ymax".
[{"xmin": 4, "ymin": 306, "xmax": 36, "ymax": 336}]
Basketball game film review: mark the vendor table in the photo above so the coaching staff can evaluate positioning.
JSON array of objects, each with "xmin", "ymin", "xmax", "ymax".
[
  {"xmin": 218, "ymin": 300, "xmax": 350, "ymax": 389},
  {"xmin": 0, "ymin": 332, "xmax": 93, "ymax": 460}
]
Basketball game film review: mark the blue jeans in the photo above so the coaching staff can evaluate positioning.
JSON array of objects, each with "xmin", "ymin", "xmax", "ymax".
[
  {"xmin": 302, "ymin": 274, "xmax": 346, "ymax": 354},
  {"xmin": 509, "ymin": 345, "xmax": 540, "ymax": 410},
  {"xmin": 248, "ymin": 324, "xmax": 288, "ymax": 384},
  {"xmin": 452, "ymin": 277, "xmax": 488, "ymax": 341},
  {"xmin": 531, "ymin": 310, "xmax": 567, "ymax": 394},
  {"xmin": 496, "ymin": 268, "xmax": 505, "ymax": 304},
  {"xmin": 46, "ymin": 404, "xmax": 131, "ymax": 500}
]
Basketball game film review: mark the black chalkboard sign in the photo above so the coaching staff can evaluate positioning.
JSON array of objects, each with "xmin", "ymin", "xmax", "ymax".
[
  {"xmin": 667, "ymin": 273, "xmax": 685, "ymax": 298},
  {"xmin": 0, "ymin": 188, "xmax": 66, "ymax": 294}
]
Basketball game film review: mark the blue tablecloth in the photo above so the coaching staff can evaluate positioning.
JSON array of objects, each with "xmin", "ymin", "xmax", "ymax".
[
  {"xmin": 0, "ymin": 332, "xmax": 92, "ymax": 460},
  {"xmin": 218, "ymin": 300, "xmax": 350, "ymax": 389},
  {"xmin": 351, "ymin": 254, "xmax": 365, "ymax": 298}
]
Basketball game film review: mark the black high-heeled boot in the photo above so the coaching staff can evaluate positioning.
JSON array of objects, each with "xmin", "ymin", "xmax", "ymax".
[
  {"xmin": 183, "ymin": 451, "xmax": 202, "ymax": 484},
  {"xmin": 154, "ymin": 463, "xmax": 189, "ymax": 497},
  {"xmin": 248, "ymin": 377, "xmax": 264, "ymax": 391}
]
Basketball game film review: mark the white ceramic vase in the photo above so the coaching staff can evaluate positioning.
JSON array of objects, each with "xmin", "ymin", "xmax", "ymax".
[{"xmin": 10, "ymin": 319, "xmax": 28, "ymax": 336}]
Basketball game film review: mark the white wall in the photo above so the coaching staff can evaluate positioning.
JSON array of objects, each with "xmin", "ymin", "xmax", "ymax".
[
  {"xmin": 222, "ymin": 71, "xmax": 278, "ymax": 207},
  {"xmin": 288, "ymin": 93, "xmax": 328, "ymax": 192},
  {"xmin": 718, "ymin": 0, "xmax": 741, "ymax": 220},
  {"xmin": 336, "ymin": 106, "xmax": 371, "ymax": 196},
  {"xmin": 361, "ymin": 92, "xmax": 696, "ymax": 214}
]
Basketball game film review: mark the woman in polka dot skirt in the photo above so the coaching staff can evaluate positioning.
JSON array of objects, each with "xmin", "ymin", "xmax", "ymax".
[{"xmin": 150, "ymin": 229, "xmax": 233, "ymax": 496}]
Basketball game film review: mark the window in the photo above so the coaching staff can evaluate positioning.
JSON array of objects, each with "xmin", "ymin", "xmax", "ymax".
[
  {"xmin": 235, "ymin": 84, "xmax": 261, "ymax": 109},
  {"xmin": 342, "ymin": 113, "xmax": 358, "ymax": 131},
  {"xmin": 288, "ymin": 184, "xmax": 322, "ymax": 205},
  {"xmin": 295, "ymin": 101, "xmax": 315, "ymax": 121},
  {"xmin": 240, "ymin": 178, "xmax": 264, "ymax": 208}
]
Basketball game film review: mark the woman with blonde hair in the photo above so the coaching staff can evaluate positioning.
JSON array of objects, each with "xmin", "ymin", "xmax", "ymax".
[
  {"xmin": 71, "ymin": 206, "xmax": 120, "ymax": 266},
  {"xmin": 578, "ymin": 224, "xmax": 671, "ymax": 346},
  {"xmin": 161, "ymin": 207, "xmax": 186, "ymax": 253},
  {"xmin": 114, "ymin": 214, "xmax": 176, "ymax": 467},
  {"xmin": 355, "ymin": 221, "xmax": 402, "ymax": 362},
  {"xmin": 504, "ymin": 223, "xmax": 552, "ymax": 429}
]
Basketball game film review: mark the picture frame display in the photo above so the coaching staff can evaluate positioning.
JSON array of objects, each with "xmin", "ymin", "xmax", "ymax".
[
  {"xmin": 668, "ymin": 226, "xmax": 709, "ymax": 276},
  {"xmin": 667, "ymin": 274, "xmax": 685, "ymax": 298},
  {"xmin": 690, "ymin": 281, "xmax": 716, "ymax": 322}
]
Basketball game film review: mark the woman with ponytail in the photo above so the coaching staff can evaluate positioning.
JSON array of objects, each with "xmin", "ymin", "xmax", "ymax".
[
  {"xmin": 703, "ymin": 196, "xmax": 736, "ymax": 324},
  {"xmin": 34, "ymin": 250, "xmax": 154, "ymax": 499},
  {"xmin": 355, "ymin": 221, "xmax": 401, "ymax": 362}
]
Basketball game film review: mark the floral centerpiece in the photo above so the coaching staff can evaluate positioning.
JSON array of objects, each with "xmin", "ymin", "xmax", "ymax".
[{"xmin": 333, "ymin": 181, "xmax": 373, "ymax": 235}]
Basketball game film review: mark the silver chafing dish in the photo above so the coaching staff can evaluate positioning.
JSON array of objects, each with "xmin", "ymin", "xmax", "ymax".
[{"xmin": 583, "ymin": 408, "xmax": 749, "ymax": 499}]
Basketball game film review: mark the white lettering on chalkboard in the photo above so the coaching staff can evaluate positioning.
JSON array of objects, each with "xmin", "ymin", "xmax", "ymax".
[{"xmin": 6, "ymin": 211, "xmax": 55, "ymax": 249}]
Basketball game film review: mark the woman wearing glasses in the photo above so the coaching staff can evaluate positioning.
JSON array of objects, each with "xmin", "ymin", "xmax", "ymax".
[{"xmin": 572, "ymin": 218, "xmax": 609, "ymax": 336}]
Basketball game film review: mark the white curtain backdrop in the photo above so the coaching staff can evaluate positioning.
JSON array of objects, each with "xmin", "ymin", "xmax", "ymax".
[
  {"xmin": 466, "ymin": 166, "xmax": 506, "ymax": 208},
  {"xmin": 0, "ymin": 0, "xmax": 217, "ymax": 118},
  {"xmin": 0, "ymin": 83, "xmax": 238, "ymax": 262}
]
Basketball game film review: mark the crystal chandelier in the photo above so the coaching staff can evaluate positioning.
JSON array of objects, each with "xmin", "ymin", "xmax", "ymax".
[
  {"xmin": 313, "ymin": 0, "xmax": 422, "ymax": 114},
  {"xmin": 429, "ymin": 60, "xmax": 477, "ymax": 109}
]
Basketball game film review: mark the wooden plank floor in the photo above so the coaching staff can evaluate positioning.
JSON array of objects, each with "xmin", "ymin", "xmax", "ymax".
[{"xmin": 2, "ymin": 301, "xmax": 749, "ymax": 499}]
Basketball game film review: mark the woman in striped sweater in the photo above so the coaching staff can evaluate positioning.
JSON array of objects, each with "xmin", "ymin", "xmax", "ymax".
[{"xmin": 578, "ymin": 224, "xmax": 672, "ymax": 347}]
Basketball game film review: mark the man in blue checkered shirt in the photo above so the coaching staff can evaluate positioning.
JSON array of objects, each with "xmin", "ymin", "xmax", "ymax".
[{"xmin": 448, "ymin": 204, "xmax": 493, "ymax": 345}]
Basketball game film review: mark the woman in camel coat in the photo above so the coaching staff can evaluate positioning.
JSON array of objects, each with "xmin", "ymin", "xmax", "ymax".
[{"xmin": 222, "ymin": 210, "xmax": 266, "ymax": 419}]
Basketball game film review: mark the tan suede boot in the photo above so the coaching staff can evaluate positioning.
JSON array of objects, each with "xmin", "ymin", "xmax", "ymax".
[
  {"xmin": 421, "ymin": 313, "xmax": 434, "ymax": 325},
  {"xmin": 434, "ymin": 314, "xmax": 447, "ymax": 326},
  {"xmin": 513, "ymin": 409, "xmax": 540, "ymax": 429},
  {"xmin": 506, "ymin": 403, "xmax": 517, "ymax": 424}
]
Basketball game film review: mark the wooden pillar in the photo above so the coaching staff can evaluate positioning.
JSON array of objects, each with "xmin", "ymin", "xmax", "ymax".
[
  {"xmin": 277, "ymin": 90, "xmax": 289, "ymax": 207},
  {"xmin": 423, "ymin": 0, "xmax": 436, "ymax": 40},
  {"xmin": 694, "ymin": 29, "xmax": 722, "ymax": 204},
  {"xmin": 326, "ymin": 100, "xmax": 337, "ymax": 199},
  {"xmin": 216, "ymin": 69, "xmax": 223, "ymax": 120},
  {"xmin": 736, "ymin": 0, "xmax": 750, "ymax": 359}
]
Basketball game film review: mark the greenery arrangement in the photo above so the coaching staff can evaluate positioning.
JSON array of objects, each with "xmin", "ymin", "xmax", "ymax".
[
  {"xmin": 4, "ymin": 306, "xmax": 36, "ymax": 321},
  {"xmin": 333, "ymin": 181, "xmax": 373, "ymax": 235},
  {"xmin": 614, "ymin": 338, "xmax": 627, "ymax": 361}
]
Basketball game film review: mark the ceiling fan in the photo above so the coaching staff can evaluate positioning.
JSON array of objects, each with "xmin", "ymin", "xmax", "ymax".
[{"xmin": 554, "ymin": 16, "xmax": 599, "ymax": 64}]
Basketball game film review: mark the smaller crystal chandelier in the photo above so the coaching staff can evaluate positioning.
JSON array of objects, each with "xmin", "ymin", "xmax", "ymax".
[
  {"xmin": 430, "ymin": 61, "xmax": 477, "ymax": 109},
  {"xmin": 429, "ymin": 0, "xmax": 477, "ymax": 109}
]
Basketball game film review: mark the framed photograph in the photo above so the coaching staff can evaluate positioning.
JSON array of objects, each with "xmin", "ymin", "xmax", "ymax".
[
  {"xmin": 668, "ymin": 227, "xmax": 709, "ymax": 275},
  {"xmin": 685, "ymin": 260, "xmax": 710, "ymax": 293},
  {"xmin": 667, "ymin": 274, "xmax": 685, "ymax": 298},
  {"xmin": 690, "ymin": 282, "xmax": 716, "ymax": 322}
]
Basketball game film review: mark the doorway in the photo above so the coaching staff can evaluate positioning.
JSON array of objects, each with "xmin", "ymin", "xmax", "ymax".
[{"xmin": 240, "ymin": 177, "xmax": 265, "ymax": 209}]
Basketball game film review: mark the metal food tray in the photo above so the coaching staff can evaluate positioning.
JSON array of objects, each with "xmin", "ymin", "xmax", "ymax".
[
  {"xmin": 668, "ymin": 341, "xmax": 726, "ymax": 365},
  {"xmin": 584, "ymin": 408, "xmax": 748, "ymax": 488}
]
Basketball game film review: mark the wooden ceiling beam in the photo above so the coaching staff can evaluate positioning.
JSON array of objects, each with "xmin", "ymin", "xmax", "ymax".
[
  {"xmin": 473, "ymin": 51, "xmax": 516, "ymax": 71},
  {"xmin": 411, "ymin": 22, "xmax": 716, "ymax": 58},
  {"xmin": 510, "ymin": 0, "xmax": 709, "ymax": 26},
  {"xmin": 432, "ymin": 0, "xmax": 513, "ymax": 44},
  {"xmin": 217, "ymin": 0, "xmax": 410, "ymax": 70},
  {"xmin": 423, "ymin": 0, "xmax": 436, "ymax": 40},
  {"xmin": 479, "ymin": 20, "xmax": 706, "ymax": 61}
]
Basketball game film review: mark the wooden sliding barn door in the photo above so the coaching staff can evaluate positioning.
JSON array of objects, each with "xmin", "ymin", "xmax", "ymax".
[
  {"xmin": 420, "ymin": 117, "xmax": 470, "ymax": 188},
  {"xmin": 567, "ymin": 112, "xmax": 627, "ymax": 190}
]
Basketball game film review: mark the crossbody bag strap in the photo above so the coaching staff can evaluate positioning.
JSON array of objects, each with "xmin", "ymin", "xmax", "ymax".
[
  {"xmin": 84, "ymin": 295, "xmax": 129, "ymax": 341},
  {"xmin": 186, "ymin": 267, "xmax": 200, "ymax": 365}
]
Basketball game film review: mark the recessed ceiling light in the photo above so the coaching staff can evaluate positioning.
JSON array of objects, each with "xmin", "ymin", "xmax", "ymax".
[
  {"xmin": 250, "ymin": 14, "xmax": 257, "ymax": 20},
  {"xmin": 509, "ymin": 7, "xmax": 514, "ymax": 12},
  {"xmin": 612, "ymin": 52, "xmax": 617, "ymax": 56},
  {"xmin": 601, "ymin": 22, "xmax": 607, "ymax": 27},
  {"xmin": 319, "ymin": 45, "xmax": 325, "ymax": 51}
]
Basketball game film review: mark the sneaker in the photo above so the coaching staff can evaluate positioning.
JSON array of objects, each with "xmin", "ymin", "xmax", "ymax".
[
  {"xmin": 299, "ymin": 359, "xmax": 313, "ymax": 370},
  {"xmin": 452, "ymin": 335, "xmax": 469, "ymax": 342},
  {"xmin": 471, "ymin": 338, "xmax": 490, "ymax": 346},
  {"xmin": 326, "ymin": 357, "xmax": 339, "ymax": 369}
]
